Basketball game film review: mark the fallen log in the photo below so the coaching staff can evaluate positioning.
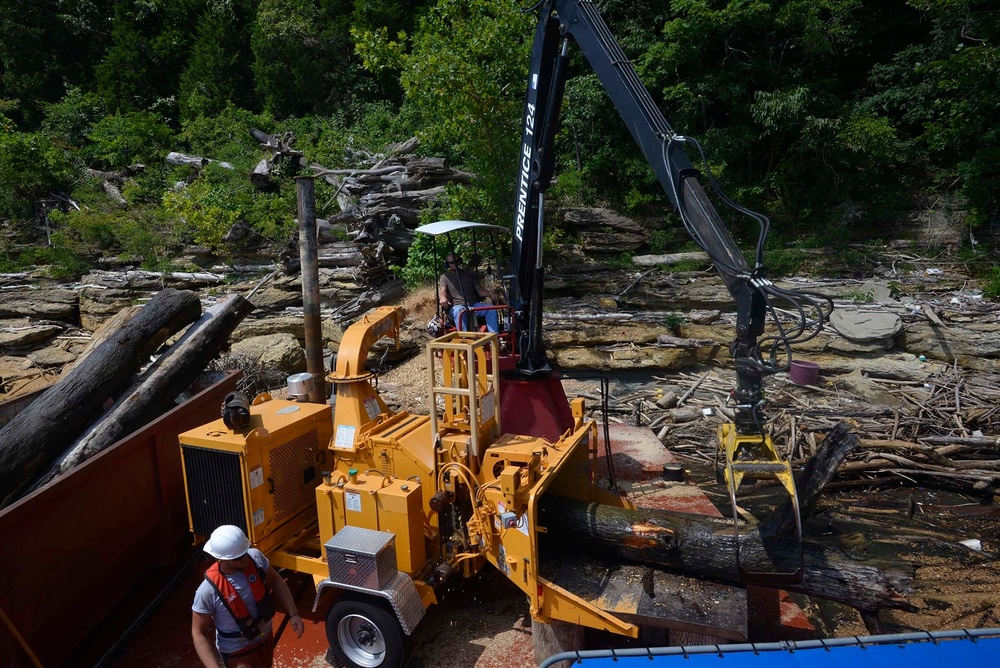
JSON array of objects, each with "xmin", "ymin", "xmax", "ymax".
[
  {"xmin": 0, "ymin": 289, "xmax": 202, "ymax": 507},
  {"xmin": 29, "ymin": 294, "xmax": 255, "ymax": 493},
  {"xmin": 250, "ymin": 128, "xmax": 304, "ymax": 166},
  {"xmin": 59, "ymin": 305, "xmax": 142, "ymax": 377},
  {"xmin": 166, "ymin": 151, "xmax": 233, "ymax": 170},
  {"xmin": 631, "ymin": 251, "xmax": 711, "ymax": 268},
  {"xmin": 539, "ymin": 423, "xmax": 916, "ymax": 614}
]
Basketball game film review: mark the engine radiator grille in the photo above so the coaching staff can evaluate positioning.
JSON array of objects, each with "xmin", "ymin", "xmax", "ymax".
[
  {"xmin": 182, "ymin": 445, "xmax": 246, "ymax": 536},
  {"xmin": 269, "ymin": 431, "xmax": 319, "ymax": 522}
]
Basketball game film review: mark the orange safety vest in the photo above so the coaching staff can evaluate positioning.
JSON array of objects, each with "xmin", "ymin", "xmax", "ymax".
[{"xmin": 204, "ymin": 558, "xmax": 276, "ymax": 641}]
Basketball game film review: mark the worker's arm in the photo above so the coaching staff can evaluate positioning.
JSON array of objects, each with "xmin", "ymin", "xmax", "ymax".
[
  {"xmin": 192, "ymin": 611, "xmax": 223, "ymax": 668},
  {"xmin": 266, "ymin": 566, "xmax": 305, "ymax": 638},
  {"xmin": 438, "ymin": 280, "xmax": 450, "ymax": 306}
]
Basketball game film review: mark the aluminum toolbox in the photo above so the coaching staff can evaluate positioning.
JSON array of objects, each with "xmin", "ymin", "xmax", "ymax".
[{"xmin": 325, "ymin": 526, "xmax": 398, "ymax": 590}]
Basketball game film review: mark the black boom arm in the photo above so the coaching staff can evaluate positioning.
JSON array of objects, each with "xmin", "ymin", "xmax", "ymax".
[{"xmin": 509, "ymin": 0, "xmax": 831, "ymax": 433}]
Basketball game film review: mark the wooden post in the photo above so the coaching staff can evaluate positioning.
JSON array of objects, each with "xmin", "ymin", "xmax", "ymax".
[{"xmin": 296, "ymin": 176, "xmax": 327, "ymax": 404}]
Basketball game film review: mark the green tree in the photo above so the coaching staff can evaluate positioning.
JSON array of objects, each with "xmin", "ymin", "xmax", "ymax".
[
  {"xmin": 178, "ymin": 0, "xmax": 258, "ymax": 121},
  {"xmin": 85, "ymin": 112, "xmax": 174, "ymax": 170},
  {"xmin": 868, "ymin": 0, "xmax": 1000, "ymax": 228},
  {"xmin": 180, "ymin": 104, "xmax": 274, "ymax": 161},
  {"xmin": 84, "ymin": 111, "xmax": 175, "ymax": 202},
  {"xmin": 251, "ymin": 0, "xmax": 374, "ymax": 118},
  {"xmin": 0, "ymin": 0, "xmax": 113, "ymax": 126},
  {"xmin": 0, "ymin": 116, "xmax": 79, "ymax": 218},
  {"xmin": 42, "ymin": 87, "xmax": 108, "ymax": 149},
  {"xmin": 94, "ymin": 0, "xmax": 203, "ymax": 115},
  {"xmin": 621, "ymin": 0, "xmax": 923, "ymax": 229},
  {"xmin": 349, "ymin": 0, "xmax": 431, "ymax": 101},
  {"xmin": 374, "ymin": 0, "xmax": 533, "ymax": 221}
]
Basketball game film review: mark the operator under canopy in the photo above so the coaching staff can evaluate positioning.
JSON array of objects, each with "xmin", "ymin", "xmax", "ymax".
[{"xmin": 438, "ymin": 254, "xmax": 499, "ymax": 333}]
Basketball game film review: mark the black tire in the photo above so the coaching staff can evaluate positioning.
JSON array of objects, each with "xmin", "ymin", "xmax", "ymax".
[{"xmin": 326, "ymin": 593, "xmax": 407, "ymax": 668}]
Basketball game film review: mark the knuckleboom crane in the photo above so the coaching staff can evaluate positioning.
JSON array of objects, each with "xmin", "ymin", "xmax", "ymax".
[{"xmin": 507, "ymin": 0, "xmax": 833, "ymax": 580}]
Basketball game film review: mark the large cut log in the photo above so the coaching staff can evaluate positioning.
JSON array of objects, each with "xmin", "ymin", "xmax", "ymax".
[
  {"xmin": 60, "ymin": 305, "xmax": 142, "ymax": 377},
  {"xmin": 28, "ymin": 294, "xmax": 255, "ymax": 493},
  {"xmin": 538, "ymin": 423, "xmax": 916, "ymax": 614},
  {"xmin": 0, "ymin": 289, "xmax": 202, "ymax": 507}
]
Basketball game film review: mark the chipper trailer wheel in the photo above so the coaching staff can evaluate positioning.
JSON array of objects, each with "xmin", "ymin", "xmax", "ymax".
[{"xmin": 327, "ymin": 593, "xmax": 407, "ymax": 668}]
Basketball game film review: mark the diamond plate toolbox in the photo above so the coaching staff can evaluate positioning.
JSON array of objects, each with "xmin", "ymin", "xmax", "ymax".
[{"xmin": 325, "ymin": 526, "xmax": 397, "ymax": 590}]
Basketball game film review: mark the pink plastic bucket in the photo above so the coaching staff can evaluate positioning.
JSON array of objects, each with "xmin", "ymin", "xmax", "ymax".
[{"xmin": 789, "ymin": 360, "xmax": 820, "ymax": 386}]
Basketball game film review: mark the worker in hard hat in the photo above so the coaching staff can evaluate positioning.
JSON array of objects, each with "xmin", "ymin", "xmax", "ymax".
[{"xmin": 192, "ymin": 525, "xmax": 305, "ymax": 668}]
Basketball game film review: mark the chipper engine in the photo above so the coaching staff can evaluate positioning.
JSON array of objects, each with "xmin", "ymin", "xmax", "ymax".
[{"xmin": 180, "ymin": 307, "xmax": 642, "ymax": 668}]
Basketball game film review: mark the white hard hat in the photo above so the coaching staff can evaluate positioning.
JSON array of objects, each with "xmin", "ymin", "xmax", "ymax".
[{"xmin": 204, "ymin": 525, "xmax": 250, "ymax": 560}]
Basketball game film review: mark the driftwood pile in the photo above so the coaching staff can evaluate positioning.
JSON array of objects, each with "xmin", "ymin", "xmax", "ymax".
[
  {"xmin": 576, "ymin": 364, "xmax": 1000, "ymax": 497},
  {"xmin": 248, "ymin": 130, "xmax": 474, "ymax": 307},
  {"xmin": 249, "ymin": 129, "xmax": 473, "ymax": 265}
]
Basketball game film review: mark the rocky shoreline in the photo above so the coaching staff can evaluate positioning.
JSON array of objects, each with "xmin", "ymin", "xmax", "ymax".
[{"xmin": 2, "ymin": 245, "xmax": 998, "ymax": 402}]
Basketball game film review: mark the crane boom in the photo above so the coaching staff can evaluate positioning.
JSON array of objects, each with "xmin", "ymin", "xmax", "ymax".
[{"xmin": 509, "ymin": 0, "xmax": 830, "ymax": 436}]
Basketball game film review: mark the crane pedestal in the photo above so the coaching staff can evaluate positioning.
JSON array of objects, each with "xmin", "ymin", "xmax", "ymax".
[{"xmin": 498, "ymin": 374, "xmax": 574, "ymax": 443}]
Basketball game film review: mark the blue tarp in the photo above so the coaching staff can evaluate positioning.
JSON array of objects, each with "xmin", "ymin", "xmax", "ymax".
[{"xmin": 540, "ymin": 630, "xmax": 1000, "ymax": 668}]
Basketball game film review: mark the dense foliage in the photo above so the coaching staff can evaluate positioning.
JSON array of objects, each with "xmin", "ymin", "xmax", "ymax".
[{"xmin": 0, "ymin": 0, "xmax": 996, "ymax": 278}]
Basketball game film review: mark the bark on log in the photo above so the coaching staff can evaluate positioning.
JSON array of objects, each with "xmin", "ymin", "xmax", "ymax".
[
  {"xmin": 30, "ymin": 294, "xmax": 255, "ymax": 492},
  {"xmin": 0, "ymin": 289, "xmax": 202, "ymax": 507},
  {"xmin": 102, "ymin": 180, "xmax": 127, "ymax": 206},
  {"xmin": 539, "ymin": 423, "xmax": 916, "ymax": 613},
  {"xmin": 59, "ymin": 305, "xmax": 142, "ymax": 377}
]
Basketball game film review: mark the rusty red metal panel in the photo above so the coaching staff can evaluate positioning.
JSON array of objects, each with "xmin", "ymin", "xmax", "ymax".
[
  {"xmin": 499, "ymin": 375, "xmax": 575, "ymax": 442},
  {"xmin": 0, "ymin": 388, "xmax": 46, "ymax": 429},
  {"xmin": 0, "ymin": 372, "xmax": 240, "ymax": 667}
]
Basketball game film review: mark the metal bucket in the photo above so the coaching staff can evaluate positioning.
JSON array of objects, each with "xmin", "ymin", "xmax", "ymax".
[{"xmin": 789, "ymin": 360, "xmax": 820, "ymax": 386}]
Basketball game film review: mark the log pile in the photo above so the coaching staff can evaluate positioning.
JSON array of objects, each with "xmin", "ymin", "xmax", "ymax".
[
  {"xmin": 0, "ymin": 289, "xmax": 254, "ymax": 507},
  {"xmin": 570, "ymin": 364, "xmax": 1000, "ymax": 497},
  {"xmin": 241, "ymin": 132, "xmax": 472, "ymax": 310},
  {"xmin": 307, "ymin": 136, "xmax": 473, "ymax": 253}
]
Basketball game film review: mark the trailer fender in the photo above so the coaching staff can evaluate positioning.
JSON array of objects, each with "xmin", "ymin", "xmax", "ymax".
[{"xmin": 314, "ymin": 573, "xmax": 425, "ymax": 635}]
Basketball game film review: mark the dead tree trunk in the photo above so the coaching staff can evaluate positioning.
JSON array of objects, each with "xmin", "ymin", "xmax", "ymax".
[
  {"xmin": 539, "ymin": 423, "xmax": 916, "ymax": 614},
  {"xmin": 0, "ymin": 289, "xmax": 202, "ymax": 507},
  {"xmin": 29, "ymin": 294, "xmax": 255, "ymax": 492}
]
